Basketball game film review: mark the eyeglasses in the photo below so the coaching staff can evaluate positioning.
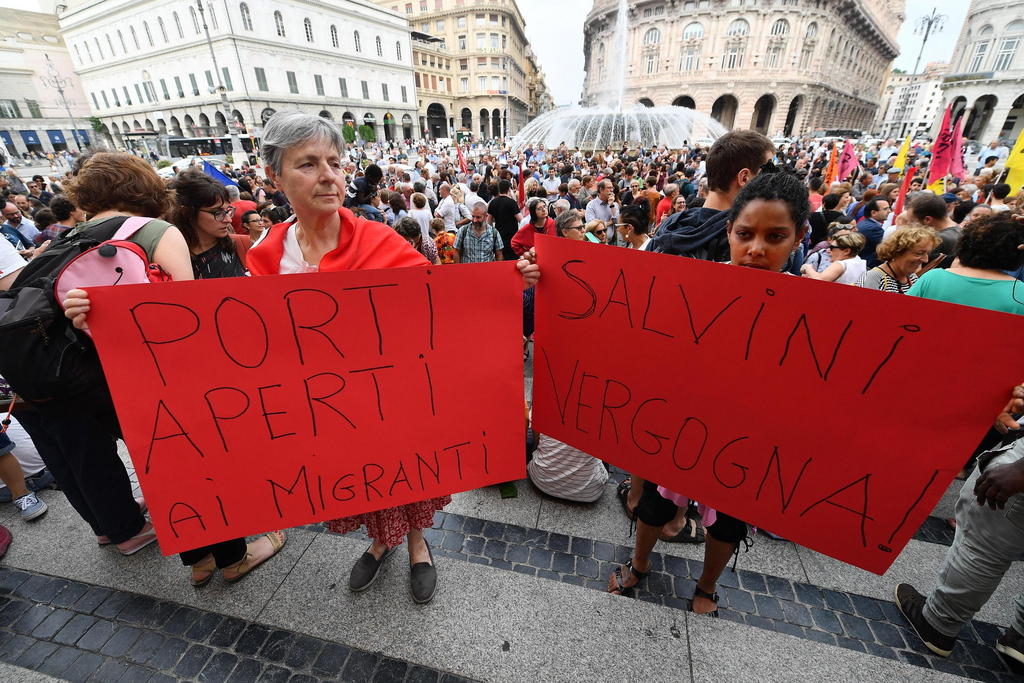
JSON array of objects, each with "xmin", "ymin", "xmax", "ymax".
[{"xmin": 199, "ymin": 206, "xmax": 236, "ymax": 221}]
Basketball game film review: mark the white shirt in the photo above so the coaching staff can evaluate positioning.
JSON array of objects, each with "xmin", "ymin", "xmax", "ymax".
[
  {"xmin": 280, "ymin": 225, "xmax": 318, "ymax": 274},
  {"xmin": 409, "ymin": 207, "xmax": 433, "ymax": 241},
  {"xmin": 0, "ymin": 237, "xmax": 26, "ymax": 280},
  {"xmin": 834, "ymin": 256, "xmax": 866, "ymax": 285},
  {"xmin": 435, "ymin": 195, "xmax": 469, "ymax": 232}
]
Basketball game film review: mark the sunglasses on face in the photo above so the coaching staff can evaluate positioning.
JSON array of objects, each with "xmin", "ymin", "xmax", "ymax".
[{"xmin": 594, "ymin": 229, "xmax": 607, "ymax": 235}]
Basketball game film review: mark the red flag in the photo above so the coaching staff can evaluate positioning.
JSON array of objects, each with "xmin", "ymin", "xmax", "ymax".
[
  {"xmin": 893, "ymin": 165, "xmax": 917, "ymax": 216},
  {"xmin": 518, "ymin": 166, "xmax": 526, "ymax": 209},
  {"xmin": 949, "ymin": 117, "xmax": 965, "ymax": 180},
  {"xmin": 456, "ymin": 144, "xmax": 468, "ymax": 175},
  {"xmin": 837, "ymin": 139, "xmax": 858, "ymax": 182},
  {"xmin": 927, "ymin": 104, "xmax": 954, "ymax": 186},
  {"xmin": 823, "ymin": 145, "xmax": 838, "ymax": 185}
]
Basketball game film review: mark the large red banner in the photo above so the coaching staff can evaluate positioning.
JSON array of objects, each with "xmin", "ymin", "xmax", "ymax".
[
  {"xmin": 89, "ymin": 263, "xmax": 524, "ymax": 554},
  {"xmin": 532, "ymin": 235, "xmax": 1024, "ymax": 574}
]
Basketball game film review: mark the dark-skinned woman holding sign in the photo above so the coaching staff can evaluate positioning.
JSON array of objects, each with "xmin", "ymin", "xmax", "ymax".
[{"xmin": 65, "ymin": 111, "xmax": 539, "ymax": 604}]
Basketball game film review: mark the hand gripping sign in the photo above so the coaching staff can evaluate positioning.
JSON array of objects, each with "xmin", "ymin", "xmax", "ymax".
[
  {"xmin": 531, "ymin": 235, "xmax": 1024, "ymax": 574},
  {"xmin": 88, "ymin": 263, "xmax": 524, "ymax": 555}
]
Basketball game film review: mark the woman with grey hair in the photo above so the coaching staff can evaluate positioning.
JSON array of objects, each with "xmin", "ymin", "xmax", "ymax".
[{"xmin": 245, "ymin": 111, "xmax": 538, "ymax": 603}]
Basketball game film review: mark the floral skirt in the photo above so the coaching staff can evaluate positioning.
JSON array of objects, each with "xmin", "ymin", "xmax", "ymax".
[{"xmin": 326, "ymin": 496, "xmax": 451, "ymax": 548}]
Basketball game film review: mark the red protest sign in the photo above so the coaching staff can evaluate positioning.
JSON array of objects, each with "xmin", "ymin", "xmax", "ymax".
[
  {"xmin": 532, "ymin": 235, "xmax": 1024, "ymax": 574},
  {"xmin": 88, "ymin": 263, "xmax": 524, "ymax": 555}
]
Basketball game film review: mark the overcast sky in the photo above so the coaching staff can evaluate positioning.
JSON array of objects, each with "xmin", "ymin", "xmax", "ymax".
[{"xmin": 14, "ymin": 0, "xmax": 972, "ymax": 106}]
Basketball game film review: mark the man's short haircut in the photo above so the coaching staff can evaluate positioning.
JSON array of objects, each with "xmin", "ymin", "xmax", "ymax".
[
  {"xmin": 498, "ymin": 179, "xmax": 511, "ymax": 194},
  {"xmin": 706, "ymin": 131, "xmax": 774, "ymax": 192},
  {"xmin": 994, "ymin": 183, "xmax": 1012, "ymax": 200},
  {"xmin": 822, "ymin": 193, "xmax": 842, "ymax": 211},
  {"xmin": 48, "ymin": 195, "xmax": 75, "ymax": 222},
  {"xmin": 909, "ymin": 194, "xmax": 948, "ymax": 221},
  {"xmin": 664, "ymin": 183, "xmax": 679, "ymax": 197},
  {"xmin": 364, "ymin": 164, "xmax": 383, "ymax": 183},
  {"xmin": 865, "ymin": 198, "xmax": 888, "ymax": 216}
]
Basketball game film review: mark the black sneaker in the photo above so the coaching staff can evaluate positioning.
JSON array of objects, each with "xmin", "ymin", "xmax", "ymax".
[
  {"xmin": 996, "ymin": 627, "xmax": 1024, "ymax": 665},
  {"xmin": 894, "ymin": 583, "xmax": 955, "ymax": 657}
]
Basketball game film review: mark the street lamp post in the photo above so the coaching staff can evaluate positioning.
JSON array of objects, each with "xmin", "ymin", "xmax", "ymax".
[
  {"xmin": 195, "ymin": 0, "xmax": 244, "ymax": 159},
  {"xmin": 912, "ymin": 8, "xmax": 946, "ymax": 76},
  {"xmin": 503, "ymin": 57, "xmax": 511, "ymax": 139},
  {"xmin": 40, "ymin": 53, "xmax": 85, "ymax": 153}
]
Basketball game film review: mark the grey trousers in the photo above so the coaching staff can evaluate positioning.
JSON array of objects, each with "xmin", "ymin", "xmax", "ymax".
[{"xmin": 923, "ymin": 440, "xmax": 1024, "ymax": 637}]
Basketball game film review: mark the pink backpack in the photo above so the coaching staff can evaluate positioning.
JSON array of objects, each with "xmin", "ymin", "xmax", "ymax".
[{"xmin": 55, "ymin": 216, "xmax": 173, "ymax": 336}]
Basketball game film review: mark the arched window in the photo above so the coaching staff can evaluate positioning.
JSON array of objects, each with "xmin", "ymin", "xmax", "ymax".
[
  {"xmin": 643, "ymin": 28, "xmax": 660, "ymax": 45},
  {"xmin": 979, "ymin": 25, "xmax": 994, "ymax": 37},
  {"xmin": 173, "ymin": 12, "xmax": 183, "ymax": 39},
  {"xmin": 274, "ymin": 11, "xmax": 286, "ymax": 37},
  {"xmin": 682, "ymin": 22, "xmax": 703, "ymax": 40},
  {"xmin": 158, "ymin": 17, "xmax": 168, "ymax": 42},
  {"xmin": 727, "ymin": 19, "xmax": 749, "ymax": 36},
  {"xmin": 106, "ymin": 33, "xmax": 115, "ymax": 55},
  {"xmin": 771, "ymin": 19, "xmax": 789, "ymax": 36},
  {"xmin": 805, "ymin": 22, "xmax": 818, "ymax": 39},
  {"xmin": 1006, "ymin": 20, "xmax": 1024, "ymax": 34},
  {"xmin": 304, "ymin": 18, "xmax": 313, "ymax": 42},
  {"xmin": 94, "ymin": 37, "xmax": 103, "ymax": 59},
  {"xmin": 207, "ymin": 3, "xmax": 218, "ymax": 29},
  {"xmin": 130, "ymin": 25, "xmax": 139, "ymax": 49},
  {"xmin": 117, "ymin": 30, "xmax": 126, "ymax": 52},
  {"xmin": 376, "ymin": 35, "xmax": 383, "ymax": 56},
  {"xmin": 396, "ymin": 41, "xmax": 402, "ymax": 60},
  {"xmin": 354, "ymin": 31, "xmax": 362, "ymax": 52},
  {"xmin": 73, "ymin": 43, "xmax": 81, "ymax": 63},
  {"xmin": 330, "ymin": 25, "xmax": 339, "ymax": 48},
  {"xmin": 190, "ymin": 7, "xmax": 200, "ymax": 34},
  {"xmin": 84, "ymin": 41, "xmax": 92, "ymax": 61},
  {"xmin": 143, "ymin": 21, "xmax": 153, "ymax": 46},
  {"xmin": 995, "ymin": 24, "xmax": 1023, "ymax": 71},
  {"xmin": 240, "ymin": 3, "xmax": 253, "ymax": 32}
]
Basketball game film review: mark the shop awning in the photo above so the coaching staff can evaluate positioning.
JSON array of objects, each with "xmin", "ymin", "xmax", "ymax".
[
  {"xmin": 46, "ymin": 130, "xmax": 66, "ymax": 145},
  {"xmin": 19, "ymin": 131, "xmax": 41, "ymax": 146}
]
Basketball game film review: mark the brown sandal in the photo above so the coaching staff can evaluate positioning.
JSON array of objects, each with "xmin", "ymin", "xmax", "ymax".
[
  {"xmin": 223, "ymin": 531, "xmax": 286, "ymax": 583},
  {"xmin": 190, "ymin": 554, "xmax": 216, "ymax": 587}
]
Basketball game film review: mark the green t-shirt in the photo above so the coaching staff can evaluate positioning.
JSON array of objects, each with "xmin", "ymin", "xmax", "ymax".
[
  {"xmin": 68, "ymin": 216, "xmax": 173, "ymax": 261},
  {"xmin": 907, "ymin": 268, "xmax": 1024, "ymax": 315}
]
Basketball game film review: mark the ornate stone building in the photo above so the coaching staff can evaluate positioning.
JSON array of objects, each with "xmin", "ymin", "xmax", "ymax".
[
  {"xmin": 582, "ymin": 0, "xmax": 904, "ymax": 137},
  {"xmin": 372, "ymin": 0, "xmax": 553, "ymax": 139},
  {"xmin": 940, "ymin": 0, "xmax": 1024, "ymax": 145}
]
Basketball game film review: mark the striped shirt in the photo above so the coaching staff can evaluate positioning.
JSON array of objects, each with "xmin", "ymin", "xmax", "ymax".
[{"xmin": 527, "ymin": 435, "xmax": 608, "ymax": 503}]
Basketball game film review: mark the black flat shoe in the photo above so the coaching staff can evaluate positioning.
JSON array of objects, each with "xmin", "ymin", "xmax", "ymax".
[
  {"xmin": 349, "ymin": 546, "xmax": 395, "ymax": 592},
  {"xmin": 410, "ymin": 540, "xmax": 437, "ymax": 604}
]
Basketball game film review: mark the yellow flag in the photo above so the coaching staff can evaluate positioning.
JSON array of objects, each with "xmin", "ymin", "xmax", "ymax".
[
  {"xmin": 892, "ymin": 135, "xmax": 911, "ymax": 172},
  {"xmin": 927, "ymin": 178, "xmax": 945, "ymax": 194},
  {"xmin": 1005, "ymin": 127, "xmax": 1024, "ymax": 194}
]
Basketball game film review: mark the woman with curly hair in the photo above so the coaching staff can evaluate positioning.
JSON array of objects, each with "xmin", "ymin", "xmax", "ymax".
[
  {"xmin": 860, "ymin": 226, "xmax": 941, "ymax": 294},
  {"xmin": 907, "ymin": 212, "xmax": 1024, "ymax": 314}
]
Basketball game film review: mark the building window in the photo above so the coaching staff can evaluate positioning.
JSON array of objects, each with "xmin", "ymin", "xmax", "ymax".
[
  {"xmin": 254, "ymin": 67, "xmax": 268, "ymax": 91},
  {"xmin": 643, "ymin": 28, "xmax": 660, "ymax": 45},
  {"xmin": 805, "ymin": 22, "xmax": 818, "ymax": 40},
  {"xmin": 766, "ymin": 45, "xmax": 782, "ymax": 68},
  {"xmin": 0, "ymin": 100, "xmax": 21, "ymax": 118},
  {"xmin": 396, "ymin": 41, "xmax": 402, "ymax": 60},
  {"xmin": 726, "ymin": 19, "xmax": 749, "ymax": 36},
  {"xmin": 111, "ymin": 89, "xmax": 120, "ymax": 106},
  {"xmin": 101, "ymin": 91, "xmax": 109, "ymax": 108},
  {"xmin": 354, "ymin": 31, "xmax": 361, "ymax": 52},
  {"xmin": 376, "ymin": 36, "xmax": 383, "ymax": 56},
  {"xmin": 106, "ymin": 33, "xmax": 115, "ymax": 56},
  {"xmin": 405, "ymin": 2, "xmax": 412, "ymax": 13},
  {"xmin": 382, "ymin": 83, "xmax": 389, "ymax": 101},
  {"xmin": 142, "ymin": 21, "xmax": 152, "ymax": 46},
  {"xmin": 117, "ymin": 30, "xmax": 126, "ymax": 53},
  {"xmin": 130, "ymin": 26, "xmax": 140, "ymax": 49},
  {"xmin": 799, "ymin": 47, "xmax": 813, "ymax": 69},
  {"xmin": 207, "ymin": 3, "xmax": 218, "ymax": 29},
  {"xmin": 968, "ymin": 40, "xmax": 990, "ymax": 72},
  {"xmin": 134, "ymin": 83, "xmax": 143, "ymax": 103},
  {"xmin": 189, "ymin": 73, "xmax": 199, "ymax": 95},
  {"xmin": 122, "ymin": 86, "xmax": 132, "ymax": 105},
  {"xmin": 401, "ymin": 85, "xmax": 407, "ymax": 102},
  {"xmin": 460, "ymin": 77, "xmax": 469, "ymax": 91},
  {"xmin": 476, "ymin": 33, "xmax": 485, "ymax": 49},
  {"xmin": 160, "ymin": 78, "xmax": 169, "ymax": 99},
  {"xmin": 645, "ymin": 53, "xmax": 657, "ymax": 74},
  {"xmin": 361, "ymin": 80, "xmax": 369, "ymax": 98},
  {"xmin": 457, "ymin": 16, "xmax": 466, "ymax": 28},
  {"xmin": 460, "ymin": 59, "xmax": 468, "ymax": 70},
  {"xmin": 190, "ymin": 7, "xmax": 200, "ymax": 34},
  {"xmin": 477, "ymin": 75, "xmax": 486, "ymax": 89},
  {"xmin": 682, "ymin": 22, "xmax": 703, "ymax": 40},
  {"xmin": 94, "ymin": 37, "xmax": 103, "ymax": 60},
  {"xmin": 158, "ymin": 17, "xmax": 168, "ymax": 42},
  {"xmin": 287, "ymin": 71, "xmax": 298, "ymax": 93},
  {"xmin": 490, "ymin": 33, "xmax": 499, "ymax": 48},
  {"xmin": 331, "ymin": 25, "xmax": 338, "ymax": 48},
  {"xmin": 174, "ymin": 76, "xmax": 184, "ymax": 97},
  {"xmin": 994, "ymin": 37, "xmax": 1019, "ymax": 71},
  {"xmin": 339, "ymin": 78, "xmax": 348, "ymax": 97},
  {"xmin": 436, "ymin": 19, "xmax": 444, "ymax": 30},
  {"xmin": 315, "ymin": 74, "xmax": 325, "ymax": 95},
  {"xmin": 680, "ymin": 47, "xmax": 699, "ymax": 71},
  {"xmin": 222, "ymin": 67, "xmax": 233, "ymax": 90},
  {"xmin": 24, "ymin": 99, "xmax": 41, "ymax": 118},
  {"xmin": 240, "ymin": 3, "xmax": 253, "ymax": 31},
  {"xmin": 723, "ymin": 45, "xmax": 744, "ymax": 69},
  {"xmin": 304, "ymin": 18, "xmax": 313, "ymax": 43},
  {"xmin": 771, "ymin": 19, "xmax": 789, "ymax": 36},
  {"xmin": 274, "ymin": 11, "xmax": 286, "ymax": 37},
  {"xmin": 458, "ymin": 35, "xmax": 466, "ymax": 50},
  {"xmin": 173, "ymin": 12, "xmax": 183, "ymax": 38}
]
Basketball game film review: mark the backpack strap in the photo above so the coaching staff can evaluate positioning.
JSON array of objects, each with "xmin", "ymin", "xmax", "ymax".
[{"xmin": 111, "ymin": 216, "xmax": 152, "ymax": 241}]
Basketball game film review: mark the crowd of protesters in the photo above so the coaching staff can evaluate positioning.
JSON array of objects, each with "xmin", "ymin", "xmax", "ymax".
[{"xmin": 3, "ymin": 116, "xmax": 1024, "ymax": 666}]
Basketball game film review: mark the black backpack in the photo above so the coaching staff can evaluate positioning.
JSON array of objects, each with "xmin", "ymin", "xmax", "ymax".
[{"xmin": 0, "ymin": 217, "xmax": 140, "ymax": 411}]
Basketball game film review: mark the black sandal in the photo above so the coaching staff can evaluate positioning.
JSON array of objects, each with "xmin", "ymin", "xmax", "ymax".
[
  {"xmin": 608, "ymin": 559, "xmax": 648, "ymax": 596},
  {"xmin": 616, "ymin": 478, "xmax": 636, "ymax": 520},
  {"xmin": 660, "ymin": 517, "xmax": 705, "ymax": 544},
  {"xmin": 690, "ymin": 586, "xmax": 720, "ymax": 618}
]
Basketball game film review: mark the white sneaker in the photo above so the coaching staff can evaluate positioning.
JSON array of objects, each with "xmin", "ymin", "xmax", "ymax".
[{"xmin": 14, "ymin": 492, "xmax": 47, "ymax": 521}]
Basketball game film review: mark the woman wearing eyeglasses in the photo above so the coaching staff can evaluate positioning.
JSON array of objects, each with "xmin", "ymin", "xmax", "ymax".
[
  {"xmin": 168, "ymin": 169, "xmax": 251, "ymax": 279},
  {"xmin": 583, "ymin": 219, "xmax": 608, "ymax": 244},
  {"xmin": 800, "ymin": 231, "xmax": 866, "ymax": 284}
]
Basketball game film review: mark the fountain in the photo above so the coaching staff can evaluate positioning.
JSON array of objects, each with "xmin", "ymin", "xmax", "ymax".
[{"xmin": 510, "ymin": 0, "xmax": 728, "ymax": 151}]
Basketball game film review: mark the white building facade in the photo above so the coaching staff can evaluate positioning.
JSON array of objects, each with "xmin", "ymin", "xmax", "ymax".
[
  {"xmin": 940, "ymin": 0, "xmax": 1024, "ymax": 145},
  {"xmin": 878, "ymin": 63, "xmax": 947, "ymax": 139},
  {"xmin": 0, "ymin": 8, "xmax": 93, "ymax": 160},
  {"xmin": 58, "ymin": 0, "xmax": 419, "ymax": 154}
]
